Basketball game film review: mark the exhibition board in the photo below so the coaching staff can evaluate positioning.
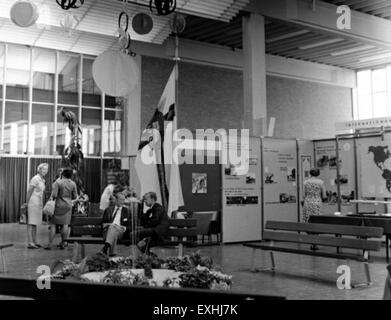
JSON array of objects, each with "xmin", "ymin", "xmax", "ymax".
[
  {"xmin": 180, "ymin": 154, "xmax": 221, "ymax": 213},
  {"xmin": 355, "ymin": 133, "xmax": 391, "ymax": 214},
  {"xmin": 222, "ymin": 137, "xmax": 262, "ymax": 243},
  {"xmin": 262, "ymin": 138, "xmax": 298, "ymax": 226}
]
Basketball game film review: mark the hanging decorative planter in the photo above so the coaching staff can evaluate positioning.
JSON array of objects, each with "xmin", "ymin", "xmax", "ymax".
[
  {"xmin": 132, "ymin": 13, "xmax": 153, "ymax": 35},
  {"xmin": 59, "ymin": 11, "xmax": 79, "ymax": 37},
  {"xmin": 56, "ymin": 0, "xmax": 84, "ymax": 10},
  {"xmin": 10, "ymin": 0, "xmax": 39, "ymax": 28},
  {"xmin": 169, "ymin": 13, "xmax": 186, "ymax": 34},
  {"xmin": 149, "ymin": 0, "xmax": 176, "ymax": 16}
]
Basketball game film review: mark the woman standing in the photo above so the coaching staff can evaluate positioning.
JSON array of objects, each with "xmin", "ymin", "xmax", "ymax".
[
  {"xmin": 302, "ymin": 168, "xmax": 327, "ymax": 223},
  {"xmin": 26, "ymin": 163, "xmax": 49, "ymax": 249},
  {"xmin": 45, "ymin": 167, "xmax": 77, "ymax": 250}
]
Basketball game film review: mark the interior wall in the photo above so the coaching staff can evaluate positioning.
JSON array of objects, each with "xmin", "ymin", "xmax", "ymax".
[
  {"xmin": 141, "ymin": 56, "xmax": 243, "ymax": 131},
  {"xmin": 141, "ymin": 56, "xmax": 353, "ymax": 141},
  {"xmin": 267, "ymin": 76, "xmax": 353, "ymax": 140}
]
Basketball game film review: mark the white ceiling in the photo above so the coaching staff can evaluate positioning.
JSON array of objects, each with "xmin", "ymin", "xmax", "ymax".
[{"xmin": 0, "ymin": 0, "xmax": 250, "ymax": 56}]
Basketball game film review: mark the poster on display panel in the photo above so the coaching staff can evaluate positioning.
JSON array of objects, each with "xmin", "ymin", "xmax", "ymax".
[
  {"xmin": 262, "ymin": 138, "xmax": 298, "ymax": 224},
  {"xmin": 314, "ymin": 140, "xmax": 356, "ymax": 215},
  {"xmin": 357, "ymin": 133, "xmax": 391, "ymax": 199},
  {"xmin": 222, "ymin": 137, "xmax": 262, "ymax": 243}
]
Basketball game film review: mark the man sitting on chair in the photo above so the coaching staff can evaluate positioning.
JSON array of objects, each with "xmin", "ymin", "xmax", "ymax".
[
  {"xmin": 136, "ymin": 192, "xmax": 169, "ymax": 254},
  {"xmin": 101, "ymin": 192, "xmax": 130, "ymax": 256}
]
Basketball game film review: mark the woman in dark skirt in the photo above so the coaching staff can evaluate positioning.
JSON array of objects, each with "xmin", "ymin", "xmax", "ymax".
[{"xmin": 45, "ymin": 168, "xmax": 77, "ymax": 249}]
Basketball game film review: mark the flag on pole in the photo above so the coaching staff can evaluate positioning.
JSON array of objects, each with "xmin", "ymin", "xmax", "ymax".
[
  {"xmin": 158, "ymin": 65, "xmax": 184, "ymax": 217},
  {"xmin": 135, "ymin": 65, "xmax": 184, "ymax": 216},
  {"xmin": 134, "ymin": 128, "xmax": 162, "ymax": 205}
]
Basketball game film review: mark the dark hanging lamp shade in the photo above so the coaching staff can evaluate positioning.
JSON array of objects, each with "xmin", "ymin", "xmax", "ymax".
[
  {"xmin": 169, "ymin": 14, "xmax": 186, "ymax": 34},
  {"xmin": 132, "ymin": 13, "xmax": 154, "ymax": 35}
]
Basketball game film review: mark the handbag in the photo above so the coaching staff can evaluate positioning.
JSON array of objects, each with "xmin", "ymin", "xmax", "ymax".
[
  {"xmin": 19, "ymin": 204, "xmax": 28, "ymax": 224},
  {"xmin": 43, "ymin": 199, "xmax": 55, "ymax": 217}
]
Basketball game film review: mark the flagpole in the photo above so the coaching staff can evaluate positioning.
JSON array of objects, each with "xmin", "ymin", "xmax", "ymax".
[
  {"xmin": 174, "ymin": 34, "xmax": 179, "ymax": 128},
  {"xmin": 171, "ymin": 33, "xmax": 180, "ymax": 218}
]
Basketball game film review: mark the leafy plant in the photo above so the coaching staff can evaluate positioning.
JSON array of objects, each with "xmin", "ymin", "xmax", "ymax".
[
  {"xmin": 59, "ymin": 107, "xmax": 85, "ymax": 194},
  {"xmin": 83, "ymin": 252, "xmax": 111, "ymax": 273}
]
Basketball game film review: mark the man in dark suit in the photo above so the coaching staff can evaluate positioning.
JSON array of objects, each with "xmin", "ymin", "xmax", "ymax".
[
  {"xmin": 101, "ymin": 192, "xmax": 130, "ymax": 256},
  {"xmin": 136, "ymin": 192, "xmax": 169, "ymax": 253}
]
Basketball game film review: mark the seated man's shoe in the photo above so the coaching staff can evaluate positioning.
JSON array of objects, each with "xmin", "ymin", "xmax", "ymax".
[
  {"xmin": 101, "ymin": 243, "xmax": 110, "ymax": 255},
  {"xmin": 136, "ymin": 239, "xmax": 147, "ymax": 253}
]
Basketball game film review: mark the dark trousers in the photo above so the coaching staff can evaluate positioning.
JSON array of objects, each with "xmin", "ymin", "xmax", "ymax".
[{"xmin": 129, "ymin": 228, "xmax": 161, "ymax": 252}]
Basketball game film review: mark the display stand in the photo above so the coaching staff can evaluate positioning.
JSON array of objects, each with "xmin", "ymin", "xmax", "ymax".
[{"xmin": 334, "ymin": 127, "xmax": 391, "ymax": 215}]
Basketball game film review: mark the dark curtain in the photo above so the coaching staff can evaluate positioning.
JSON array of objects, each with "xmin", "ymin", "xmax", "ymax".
[
  {"xmin": 29, "ymin": 158, "xmax": 62, "ymax": 204},
  {"xmin": 82, "ymin": 158, "xmax": 101, "ymax": 203},
  {"xmin": 0, "ymin": 157, "xmax": 28, "ymax": 223}
]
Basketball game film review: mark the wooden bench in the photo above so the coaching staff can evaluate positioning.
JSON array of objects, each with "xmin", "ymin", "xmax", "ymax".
[
  {"xmin": 243, "ymin": 221, "xmax": 383, "ymax": 287},
  {"xmin": 156, "ymin": 219, "xmax": 198, "ymax": 257},
  {"xmin": 0, "ymin": 244, "xmax": 13, "ymax": 273},
  {"xmin": 309, "ymin": 215, "xmax": 391, "ymax": 261},
  {"xmin": 65, "ymin": 217, "xmax": 198, "ymax": 261}
]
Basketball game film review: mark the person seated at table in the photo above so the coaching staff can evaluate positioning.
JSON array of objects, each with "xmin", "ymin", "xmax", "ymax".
[
  {"xmin": 101, "ymin": 192, "xmax": 130, "ymax": 257},
  {"xmin": 136, "ymin": 192, "xmax": 169, "ymax": 254}
]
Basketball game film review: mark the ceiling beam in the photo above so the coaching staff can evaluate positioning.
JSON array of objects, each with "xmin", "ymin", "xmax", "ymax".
[
  {"xmin": 246, "ymin": 0, "xmax": 391, "ymax": 50},
  {"xmin": 133, "ymin": 37, "xmax": 356, "ymax": 88}
]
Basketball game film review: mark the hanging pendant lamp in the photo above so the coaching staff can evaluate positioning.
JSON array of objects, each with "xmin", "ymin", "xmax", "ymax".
[{"xmin": 10, "ymin": 0, "xmax": 39, "ymax": 28}]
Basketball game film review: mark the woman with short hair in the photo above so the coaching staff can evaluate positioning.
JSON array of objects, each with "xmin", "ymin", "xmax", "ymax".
[
  {"xmin": 45, "ymin": 167, "xmax": 77, "ymax": 250},
  {"xmin": 26, "ymin": 163, "xmax": 49, "ymax": 249},
  {"xmin": 303, "ymin": 168, "xmax": 327, "ymax": 223}
]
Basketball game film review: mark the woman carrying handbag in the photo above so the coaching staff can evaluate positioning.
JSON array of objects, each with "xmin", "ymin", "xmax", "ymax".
[{"xmin": 25, "ymin": 163, "xmax": 49, "ymax": 249}]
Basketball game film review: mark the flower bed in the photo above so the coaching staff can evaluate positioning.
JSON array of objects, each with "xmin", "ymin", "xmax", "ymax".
[{"xmin": 50, "ymin": 251, "xmax": 232, "ymax": 291}]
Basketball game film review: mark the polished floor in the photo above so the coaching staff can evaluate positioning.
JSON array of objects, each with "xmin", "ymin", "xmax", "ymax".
[{"xmin": 0, "ymin": 223, "xmax": 389, "ymax": 300}]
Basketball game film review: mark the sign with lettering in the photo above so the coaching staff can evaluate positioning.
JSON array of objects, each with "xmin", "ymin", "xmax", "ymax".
[{"xmin": 336, "ymin": 117, "xmax": 391, "ymax": 131}]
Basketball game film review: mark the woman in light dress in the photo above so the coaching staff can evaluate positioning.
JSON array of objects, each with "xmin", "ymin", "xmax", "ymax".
[
  {"xmin": 302, "ymin": 168, "xmax": 327, "ymax": 223},
  {"xmin": 26, "ymin": 163, "xmax": 49, "ymax": 249}
]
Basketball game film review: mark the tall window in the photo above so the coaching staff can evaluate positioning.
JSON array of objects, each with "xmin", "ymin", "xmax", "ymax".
[
  {"xmin": 357, "ymin": 67, "xmax": 391, "ymax": 120},
  {"xmin": 0, "ymin": 43, "xmax": 125, "ymax": 157}
]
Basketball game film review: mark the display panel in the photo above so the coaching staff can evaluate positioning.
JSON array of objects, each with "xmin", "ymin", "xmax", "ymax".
[
  {"xmin": 222, "ymin": 137, "xmax": 262, "ymax": 243},
  {"xmin": 262, "ymin": 138, "xmax": 298, "ymax": 225}
]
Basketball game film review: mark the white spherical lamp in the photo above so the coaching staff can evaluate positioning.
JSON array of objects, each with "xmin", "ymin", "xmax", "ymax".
[
  {"xmin": 92, "ymin": 50, "xmax": 140, "ymax": 97},
  {"xmin": 10, "ymin": 0, "xmax": 39, "ymax": 28}
]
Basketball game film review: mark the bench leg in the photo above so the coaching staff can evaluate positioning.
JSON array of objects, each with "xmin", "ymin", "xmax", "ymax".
[
  {"xmin": 250, "ymin": 250, "xmax": 276, "ymax": 273},
  {"xmin": 250, "ymin": 248, "xmax": 256, "ymax": 272},
  {"xmin": 364, "ymin": 262, "xmax": 372, "ymax": 285},
  {"xmin": 353, "ymin": 262, "xmax": 373, "ymax": 288},
  {"xmin": 387, "ymin": 235, "xmax": 390, "ymax": 262},
  {"xmin": 177, "ymin": 243, "xmax": 184, "ymax": 258},
  {"xmin": 352, "ymin": 252, "xmax": 373, "ymax": 288},
  {"xmin": 80, "ymin": 244, "xmax": 86, "ymax": 260},
  {"xmin": 0, "ymin": 249, "xmax": 6, "ymax": 273},
  {"xmin": 270, "ymin": 251, "xmax": 276, "ymax": 271},
  {"xmin": 72, "ymin": 243, "xmax": 79, "ymax": 263}
]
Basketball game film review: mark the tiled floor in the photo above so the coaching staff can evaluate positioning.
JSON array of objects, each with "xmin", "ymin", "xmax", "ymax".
[{"xmin": 0, "ymin": 223, "xmax": 389, "ymax": 300}]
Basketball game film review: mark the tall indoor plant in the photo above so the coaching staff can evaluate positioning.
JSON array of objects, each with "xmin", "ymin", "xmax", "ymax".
[{"xmin": 59, "ymin": 107, "xmax": 85, "ymax": 194}]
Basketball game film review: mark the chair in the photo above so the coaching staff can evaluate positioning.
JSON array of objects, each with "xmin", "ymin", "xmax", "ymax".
[
  {"xmin": 88, "ymin": 203, "xmax": 102, "ymax": 217},
  {"xmin": 210, "ymin": 211, "xmax": 221, "ymax": 243},
  {"xmin": 192, "ymin": 212, "xmax": 215, "ymax": 244}
]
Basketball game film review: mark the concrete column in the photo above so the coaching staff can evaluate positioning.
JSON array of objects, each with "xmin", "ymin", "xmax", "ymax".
[
  {"xmin": 123, "ymin": 55, "xmax": 142, "ymax": 157},
  {"xmin": 122, "ymin": 55, "xmax": 141, "ymax": 189},
  {"xmin": 242, "ymin": 14, "xmax": 267, "ymax": 136}
]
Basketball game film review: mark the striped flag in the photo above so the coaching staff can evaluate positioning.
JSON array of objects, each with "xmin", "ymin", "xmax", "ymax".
[{"xmin": 135, "ymin": 66, "xmax": 184, "ymax": 216}]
